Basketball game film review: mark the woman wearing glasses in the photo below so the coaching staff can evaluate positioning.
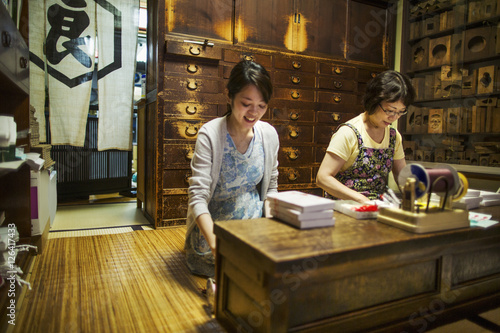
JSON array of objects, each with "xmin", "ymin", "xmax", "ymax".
[{"xmin": 316, "ymin": 70, "xmax": 415, "ymax": 203}]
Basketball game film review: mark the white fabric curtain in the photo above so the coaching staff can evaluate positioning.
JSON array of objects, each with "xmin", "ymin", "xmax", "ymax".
[
  {"xmin": 28, "ymin": 0, "xmax": 48, "ymax": 143},
  {"xmin": 97, "ymin": 0, "xmax": 138, "ymax": 151},
  {"xmin": 28, "ymin": 0, "xmax": 139, "ymax": 150}
]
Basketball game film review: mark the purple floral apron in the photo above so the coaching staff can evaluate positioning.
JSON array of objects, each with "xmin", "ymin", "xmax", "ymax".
[{"xmin": 335, "ymin": 123, "xmax": 396, "ymax": 200}]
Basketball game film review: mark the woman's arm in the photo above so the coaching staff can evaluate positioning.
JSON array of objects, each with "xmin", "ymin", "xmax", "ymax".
[
  {"xmin": 196, "ymin": 213, "xmax": 216, "ymax": 256},
  {"xmin": 392, "ymin": 158, "xmax": 406, "ymax": 189},
  {"xmin": 316, "ymin": 151, "xmax": 371, "ymax": 203}
]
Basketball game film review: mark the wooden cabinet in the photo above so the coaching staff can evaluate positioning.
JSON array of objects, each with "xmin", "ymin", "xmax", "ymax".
[
  {"xmin": 0, "ymin": 3, "xmax": 34, "ymax": 331},
  {"xmin": 235, "ymin": 0, "xmax": 347, "ymax": 59},
  {"xmin": 143, "ymin": 0, "xmax": 395, "ymax": 227},
  {"xmin": 165, "ymin": 0, "xmax": 233, "ymax": 42},
  {"xmin": 399, "ymin": 0, "xmax": 500, "ymax": 184}
]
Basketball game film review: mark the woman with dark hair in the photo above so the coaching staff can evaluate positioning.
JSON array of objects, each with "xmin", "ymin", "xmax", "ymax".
[
  {"xmin": 185, "ymin": 60, "xmax": 279, "ymax": 278},
  {"xmin": 316, "ymin": 70, "xmax": 415, "ymax": 203}
]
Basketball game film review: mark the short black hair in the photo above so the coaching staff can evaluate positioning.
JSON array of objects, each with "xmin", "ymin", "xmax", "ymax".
[
  {"xmin": 227, "ymin": 60, "xmax": 273, "ymax": 104},
  {"xmin": 362, "ymin": 70, "xmax": 415, "ymax": 115}
]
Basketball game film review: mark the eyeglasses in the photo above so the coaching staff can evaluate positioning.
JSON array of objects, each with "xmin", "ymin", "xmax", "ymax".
[{"xmin": 379, "ymin": 104, "xmax": 407, "ymax": 117}]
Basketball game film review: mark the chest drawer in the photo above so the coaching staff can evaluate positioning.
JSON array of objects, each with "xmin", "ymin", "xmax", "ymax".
[
  {"xmin": 163, "ymin": 76, "xmax": 222, "ymax": 94},
  {"xmin": 279, "ymin": 146, "xmax": 314, "ymax": 167},
  {"xmin": 358, "ymin": 68, "xmax": 383, "ymax": 83},
  {"xmin": 272, "ymin": 108, "xmax": 315, "ymax": 122},
  {"xmin": 316, "ymin": 146, "xmax": 328, "ymax": 163},
  {"xmin": 315, "ymin": 125, "xmax": 337, "ymax": 144},
  {"xmin": 278, "ymin": 167, "xmax": 313, "ymax": 185},
  {"xmin": 318, "ymin": 77, "xmax": 357, "ymax": 92},
  {"xmin": 162, "ymin": 194, "xmax": 189, "ymax": 220},
  {"xmin": 318, "ymin": 63, "xmax": 356, "ymax": 79},
  {"xmin": 274, "ymin": 88, "xmax": 315, "ymax": 102},
  {"xmin": 316, "ymin": 111, "xmax": 358, "ymax": 125},
  {"xmin": 317, "ymin": 91, "xmax": 357, "ymax": 105},
  {"xmin": 163, "ymin": 101, "xmax": 222, "ymax": 118},
  {"xmin": 162, "ymin": 169, "xmax": 191, "ymax": 189},
  {"xmin": 164, "ymin": 60, "xmax": 220, "ymax": 77},
  {"xmin": 223, "ymin": 49, "xmax": 272, "ymax": 68},
  {"xmin": 165, "ymin": 40, "xmax": 222, "ymax": 60},
  {"xmin": 163, "ymin": 144, "xmax": 195, "ymax": 168},
  {"xmin": 274, "ymin": 124, "xmax": 314, "ymax": 143},
  {"xmin": 274, "ymin": 55, "xmax": 316, "ymax": 73},
  {"xmin": 164, "ymin": 119, "xmax": 207, "ymax": 140},
  {"xmin": 274, "ymin": 71, "xmax": 316, "ymax": 88}
]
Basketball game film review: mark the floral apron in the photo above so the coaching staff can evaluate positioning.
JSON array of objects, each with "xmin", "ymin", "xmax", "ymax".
[{"xmin": 335, "ymin": 124, "xmax": 396, "ymax": 200}]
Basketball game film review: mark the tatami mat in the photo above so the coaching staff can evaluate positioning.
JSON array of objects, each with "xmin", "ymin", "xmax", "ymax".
[
  {"xmin": 52, "ymin": 202, "xmax": 151, "ymax": 231},
  {"xmin": 16, "ymin": 227, "xmax": 223, "ymax": 333}
]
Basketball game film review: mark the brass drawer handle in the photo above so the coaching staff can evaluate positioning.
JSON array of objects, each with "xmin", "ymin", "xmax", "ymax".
[
  {"xmin": 186, "ymin": 106, "xmax": 197, "ymax": 115},
  {"xmin": 187, "ymin": 80, "xmax": 198, "ymax": 91},
  {"xmin": 287, "ymin": 151, "xmax": 299, "ymax": 160},
  {"xmin": 187, "ymin": 64, "xmax": 198, "ymax": 73},
  {"xmin": 333, "ymin": 94, "xmax": 342, "ymax": 103},
  {"xmin": 292, "ymin": 61, "xmax": 301, "ymax": 69},
  {"xmin": 289, "ymin": 112, "xmax": 300, "ymax": 121},
  {"xmin": 289, "ymin": 128, "xmax": 299, "ymax": 138},
  {"xmin": 2, "ymin": 31, "xmax": 11, "ymax": 47},
  {"xmin": 291, "ymin": 91, "xmax": 300, "ymax": 99},
  {"xmin": 288, "ymin": 170, "xmax": 298, "ymax": 181},
  {"xmin": 332, "ymin": 112, "xmax": 341, "ymax": 122},
  {"xmin": 184, "ymin": 172, "xmax": 192, "ymax": 184},
  {"xmin": 334, "ymin": 67, "xmax": 343, "ymax": 75},
  {"xmin": 371, "ymin": 72, "xmax": 377, "ymax": 78},
  {"xmin": 185, "ymin": 126, "xmax": 198, "ymax": 137},
  {"xmin": 185, "ymin": 150, "xmax": 194, "ymax": 160},
  {"xmin": 189, "ymin": 46, "xmax": 201, "ymax": 55},
  {"xmin": 333, "ymin": 81, "xmax": 343, "ymax": 89},
  {"xmin": 291, "ymin": 76, "xmax": 301, "ymax": 84},
  {"xmin": 19, "ymin": 56, "xmax": 28, "ymax": 69},
  {"xmin": 243, "ymin": 54, "xmax": 254, "ymax": 61}
]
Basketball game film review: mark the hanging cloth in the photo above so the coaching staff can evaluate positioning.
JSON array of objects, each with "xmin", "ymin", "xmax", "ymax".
[
  {"xmin": 46, "ymin": 0, "xmax": 96, "ymax": 147},
  {"xmin": 28, "ymin": 0, "xmax": 48, "ymax": 143},
  {"xmin": 96, "ymin": 0, "xmax": 139, "ymax": 151}
]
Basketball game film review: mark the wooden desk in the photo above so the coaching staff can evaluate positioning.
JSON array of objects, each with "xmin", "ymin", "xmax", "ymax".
[{"xmin": 214, "ymin": 207, "xmax": 500, "ymax": 332}]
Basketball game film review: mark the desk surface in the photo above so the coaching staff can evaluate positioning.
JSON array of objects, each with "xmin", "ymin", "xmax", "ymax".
[{"xmin": 215, "ymin": 207, "xmax": 500, "ymax": 273}]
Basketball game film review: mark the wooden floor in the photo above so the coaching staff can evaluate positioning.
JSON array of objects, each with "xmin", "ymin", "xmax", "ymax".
[{"xmin": 14, "ymin": 227, "xmax": 225, "ymax": 333}]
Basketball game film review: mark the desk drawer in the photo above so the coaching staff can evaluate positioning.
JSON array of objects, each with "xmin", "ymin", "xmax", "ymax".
[
  {"xmin": 163, "ymin": 76, "xmax": 222, "ymax": 94},
  {"xmin": 319, "ymin": 63, "xmax": 356, "ymax": 78},
  {"xmin": 274, "ymin": 55, "xmax": 316, "ymax": 73},
  {"xmin": 317, "ymin": 91, "xmax": 356, "ymax": 105}
]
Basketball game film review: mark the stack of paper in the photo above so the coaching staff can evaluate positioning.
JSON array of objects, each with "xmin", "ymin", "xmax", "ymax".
[
  {"xmin": 267, "ymin": 191, "xmax": 335, "ymax": 229},
  {"xmin": 334, "ymin": 200, "xmax": 379, "ymax": 219},
  {"xmin": 479, "ymin": 191, "xmax": 500, "ymax": 207}
]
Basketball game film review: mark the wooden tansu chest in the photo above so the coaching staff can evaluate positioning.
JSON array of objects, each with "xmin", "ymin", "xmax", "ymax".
[{"xmin": 214, "ymin": 208, "xmax": 500, "ymax": 332}]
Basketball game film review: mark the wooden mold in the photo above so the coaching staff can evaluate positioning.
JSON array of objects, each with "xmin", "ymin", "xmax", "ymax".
[
  {"xmin": 461, "ymin": 69, "xmax": 477, "ymax": 96},
  {"xmin": 428, "ymin": 108, "xmax": 444, "ymax": 133},
  {"xmin": 421, "ymin": 107, "xmax": 429, "ymax": 134},
  {"xmin": 477, "ymin": 65, "xmax": 496, "ymax": 95},
  {"xmin": 423, "ymin": 15, "xmax": 440, "ymax": 36},
  {"xmin": 429, "ymin": 36, "xmax": 451, "ymax": 67},
  {"xmin": 411, "ymin": 38, "xmax": 429, "ymax": 71},
  {"xmin": 447, "ymin": 107, "xmax": 461, "ymax": 134},
  {"xmin": 464, "ymin": 26, "xmax": 494, "ymax": 62}
]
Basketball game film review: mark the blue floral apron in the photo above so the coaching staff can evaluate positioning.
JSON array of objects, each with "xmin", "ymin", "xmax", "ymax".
[{"xmin": 335, "ymin": 123, "xmax": 396, "ymax": 200}]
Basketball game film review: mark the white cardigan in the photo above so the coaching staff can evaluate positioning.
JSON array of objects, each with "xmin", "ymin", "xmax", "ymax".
[{"xmin": 185, "ymin": 116, "xmax": 279, "ymax": 246}]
